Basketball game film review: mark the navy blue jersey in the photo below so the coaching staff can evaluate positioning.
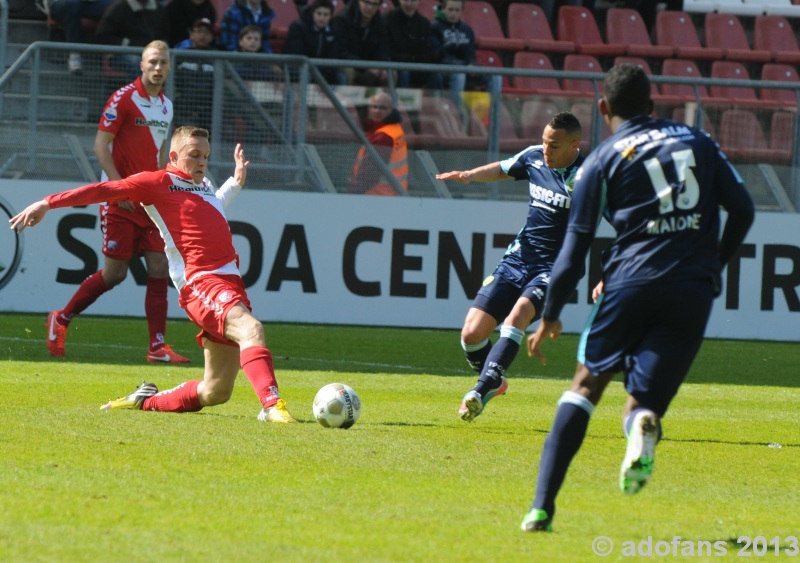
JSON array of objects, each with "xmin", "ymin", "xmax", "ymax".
[
  {"xmin": 569, "ymin": 115, "xmax": 747, "ymax": 292},
  {"xmin": 500, "ymin": 146, "xmax": 585, "ymax": 266}
]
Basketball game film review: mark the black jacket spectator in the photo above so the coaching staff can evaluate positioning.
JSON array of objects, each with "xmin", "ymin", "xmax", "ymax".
[
  {"xmin": 430, "ymin": 12, "xmax": 476, "ymax": 66},
  {"xmin": 165, "ymin": 0, "xmax": 217, "ymax": 48},
  {"xmin": 95, "ymin": 0, "xmax": 169, "ymax": 47},
  {"xmin": 332, "ymin": 0, "xmax": 390, "ymax": 63},
  {"xmin": 283, "ymin": 3, "xmax": 344, "ymax": 84},
  {"xmin": 384, "ymin": 6, "xmax": 437, "ymax": 65}
]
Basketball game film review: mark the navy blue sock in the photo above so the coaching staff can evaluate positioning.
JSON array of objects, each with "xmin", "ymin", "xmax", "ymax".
[
  {"xmin": 474, "ymin": 325, "xmax": 524, "ymax": 397},
  {"xmin": 461, "ymin": 338, "xmax": 492, "ymax": 374},
  {"xmin": 531, "ymin": 391, "xmax": 594, "ymax": 517}
]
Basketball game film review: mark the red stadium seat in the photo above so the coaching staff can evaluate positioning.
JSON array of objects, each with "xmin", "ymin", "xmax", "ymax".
[
  {"xmin": 655, "ymin": 11, "xmax": 723, "ymax": 61},
  {"xmin": 709, "ymin": 61, "xmax": 758, "ymax": 103},
  {"xmin": 474, "ymin": 49, "xmax": 511, "ymax": 90},
  {"xmin": 753, "ymin": 15, "xmax": 800, "ymax": 65},
  {"xmin": 770, "ymin": 111, "xmax": 795, "ymax": 159},
  {"xmin": 511, "ymin": 52, "xmax": 561, "ymax": 94},
  {"xmin": 760, "ymin": 64, "xmax": 800, "ymax": 105},
  {"xmin": 269, "ymin": 0, "xmax": 297, "ymax": 40},
  {"xmin": 506, "ymin": 3, "xmax": 575, "ymax": 55},
  {"xmin": 660, "ymin": 59, "xmax": 710, "ymax": 101},
  {"xmin": 520, "ymin": 100, "xmax": 558, "ymax": 139},
  {"xmin": 704, "ymin": 13, "xmax": 772, "ymax": 64},
  {"xmin": 719, "ymin": 108, "xmax": 788, "ymax": 163},
  {"xmin": 417, "ymin": 0, "xmax": 440, "ymax": 20},
  {"xmin": 557, "ymin": 6, "xmax": 625, "ymax": 58},
  {"xmin": 462, "ymin": 1, "xmax": 525, "ymax": 53},
  {"xmin": 562, "ymin": 54, "xmax": 603, "ymax": 97},
  {"xmin": 605, "ymin": 8, "xmax": 674, "ymax": 60}
]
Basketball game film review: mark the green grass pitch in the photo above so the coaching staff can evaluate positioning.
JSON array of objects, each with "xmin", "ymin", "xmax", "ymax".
[{"xmin": 0, "ymin": 313, "xmax": 797, "ymax": 561}]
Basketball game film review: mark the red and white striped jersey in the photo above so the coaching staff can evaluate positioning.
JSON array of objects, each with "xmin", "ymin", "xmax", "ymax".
[
  {"xmin": 98, "ymin": 77, "xmax": 173, "ymax": 179},
  {"xmin": 46, "ymin": 164, "xmax": 242, "ymax": 291}
]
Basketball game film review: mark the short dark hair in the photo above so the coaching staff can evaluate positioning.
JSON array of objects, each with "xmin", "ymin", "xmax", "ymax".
[
  {"xmin": 309, "ymin": 0, "xmax": 334, "ymax": 11},
  {"xmin": 238, "ymin": 24, "xmax": 262, "ymax": 40},
  {"xmin": 548, "ymin": 111, "xmax": 582, "ymax": 137},
  {"xmin": 603, "ymin": 63, "xmax": 651, "ymax": 120}
]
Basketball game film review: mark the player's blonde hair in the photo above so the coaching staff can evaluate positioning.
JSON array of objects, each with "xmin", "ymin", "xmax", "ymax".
[
  {"xmin": 171, "ymin": 126, "xmax": 210, "ymax": 153},
  {"xmin": 142, "ymin": 40, "xmax": 170, "ymax": 58}
]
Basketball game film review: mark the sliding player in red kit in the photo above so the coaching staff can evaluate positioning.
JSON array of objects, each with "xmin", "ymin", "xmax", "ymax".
[{"xmin": 12, "ymin": 126, "xmax": 296, "ymax": 423}]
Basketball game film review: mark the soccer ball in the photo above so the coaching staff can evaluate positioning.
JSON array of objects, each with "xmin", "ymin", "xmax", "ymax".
[{"xmin": 312, "ymin": 383, "xmax": 361, "ymax": 429}]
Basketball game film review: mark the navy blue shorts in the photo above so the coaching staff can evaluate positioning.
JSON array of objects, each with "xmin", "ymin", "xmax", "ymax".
[
  {"xmin": 472, "ymin": 255, "xmax": 551, "ymax": 324},
  {"xmin": 579, "ymin": 278, "xmax": 715, "ymax": 416}
]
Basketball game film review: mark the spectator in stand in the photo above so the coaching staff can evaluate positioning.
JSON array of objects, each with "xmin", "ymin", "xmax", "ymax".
[
  {"xmin": 42, "ymin": 0, "xmax": 116, "ymax": 73},
  {"xmin": 430, "ymin": 0, "xmax": 500, "ymax": 114},
  {"xmin": 348, "ymin": 92, "xmax": 409, "ymax": 196},
  {"xmin": 384, "ymin": 0, "xmax": 442, "ymax": 89},
  {"xmin": 174, "ymin": 18, "xmax": 218, "ymax": 129},
  {"xmin": 220, "ymin": 0, "xmax": 276, "ymax": 53},
  {"xmin": 165, "ymin": 0, "xmax": 217, "ymax": 48},
  {"xmin": 283, "ymin": 0, "xmax": 346, "ymax": 85},
  {"xmin": 233, "ymin": 24, "xmax": 280, "ymax": 81},
  {"xmin": 332, "ymin": 0, "xmax": 391, "ymax": 86},
  {"xmin": 95, "ymin": 0, "xmax": 169, "ymax": 81}
]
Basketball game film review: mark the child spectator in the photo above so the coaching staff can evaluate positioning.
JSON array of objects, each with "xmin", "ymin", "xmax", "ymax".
[
  {"xmin": 283, "ymin": 0, "xmax": 345, "ymax": 85},
  {"xmin": 431, "ymin": 0, "xmax": 499, "ymax": 113},
  {"xmin": 220, "ymin": 0, "xmax": 276, "ymax": 53},
  {"xmin": 234, "ymin": 24, "xmax": 279, "ymax": 81}
]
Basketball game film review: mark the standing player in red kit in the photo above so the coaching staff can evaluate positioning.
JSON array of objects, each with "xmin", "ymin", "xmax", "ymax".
[
  {"xmin": 46, "ymin": 40, "xmax": 190, "ymax": 364},
  {"xmin": 11, "ymin": 126, "xmax": 297, "ymax": 423}
]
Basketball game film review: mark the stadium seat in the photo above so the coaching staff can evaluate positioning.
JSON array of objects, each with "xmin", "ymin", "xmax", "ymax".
[
  {"xmin": 704, "ymin": 13, "xmax": 772, "ymax": 63},
  {"xmin": 760, "ymin": 63, "xmax": 800, "ymax": 105},
  {"xmin": 474, "ymin": 49, "xmax": 511, "ymax": 90},
  {"xmin": 269, "ymin": 0, "xmax": 297, "ymax": 40},
  {"xmin": 557, "ymin": 6, "xmax": 625, "ymax": 58},
  {"xmin": 461, "ymin": 1, "xmax": 525, "ymax": 53},
  {"xmin": 605, "ymin": 8, "xmax": 674, "ymax": 60},
  {"xmin": 753, "ymin": 16, "xmax": 800, "ymax": 64},
  {"xmin": 660, "ymin": 59, "xmax": 710, "ymax": 101},
  {"xmin": 511, "ymin": 52, "xmax": 562, "ymax": 94},
  {"xmin": 417, "ymin": 0, "xmax": 440, "ymax": 20},
  {"xmin": 718, "ymin": 108, "xmax": 788, "ymax": 163},
  {"xmin": 769, "ymin": 111, "xmax": 795, "ymax": 160},
  {"xmin": 211, "ymin": 0, "xmax": 231, "ymax": 27},
  {"xmin": 562, "ymin": 54, "xmax": 603, "ymax": 97},
  {"xmin": 418, "ymin": 96, "xmax": 465, "ymax": 138},
  {"xmin": 506, "ymin": 3, "xmax": 575, "ymax": 55},
  {"xmin": 570, "ymin": 101, "xmax": 610, "ymax": 152},
  {"xmin": 520, "ymin": 100, "xmax": 558, "ymax": 140},
  {"xmin": 656, "ymin": 11, "xmax": 723, "ymax": 61},
  {"xmin": 709, "ymin": 61, "xmax": 759, "ymax": 103}
]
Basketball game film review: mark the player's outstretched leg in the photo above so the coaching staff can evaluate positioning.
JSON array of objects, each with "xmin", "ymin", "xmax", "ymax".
[
  {"xmin": 461, "ymin": 337, "xmax": 492, "ymax": 374},
  {"xmin": 100, "ymin": 381, "xmax": 158, "ymax": 410},
  {"xmin": 46, "ymin": 311, "xmax": 68, "ymax": 357},
  {"xmin": 620, "ymin": 409, "xmax": 659, "ymax": 494}
]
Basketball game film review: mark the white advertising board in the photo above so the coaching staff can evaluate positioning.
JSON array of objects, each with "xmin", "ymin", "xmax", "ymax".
[{"xmin": 0, "ymin": 180, "xmax": 797, "ymax": 341}]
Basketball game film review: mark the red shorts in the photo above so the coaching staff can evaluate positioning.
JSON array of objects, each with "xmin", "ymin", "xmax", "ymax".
[
  {"xmin": 179, "ymin": 274, "xmax": 252, "ymax": 348},
  {"xmin": 100, "ymin": 204, "xmax": 164, "ymax": 260}
]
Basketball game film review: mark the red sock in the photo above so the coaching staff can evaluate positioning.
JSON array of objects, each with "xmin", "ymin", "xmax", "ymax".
[
  {"xmin": 61, "ymin": 270, "xmax": 110, "ymax": 321},
  {"xmin": 142, "ymin": 379, "xmax": 202, "ymax": 412},
  {"xmin": 145, "ymin": 277, "xmax": 168, "ymax": 351},
  {"xmin": 240, "ymin": 346, "xmax": 280, "ymax": 408}
]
